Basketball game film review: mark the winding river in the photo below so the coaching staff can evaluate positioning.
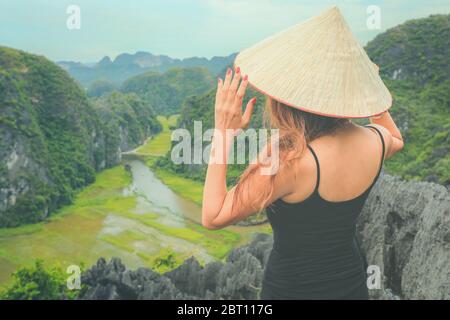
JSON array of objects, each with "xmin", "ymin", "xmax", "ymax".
[
  {"xmin": 0, "ymin": 158, "xmax": 268, "ymax": 285},
  {"xmin": 124, "ymin": 159, "xmax": 203, "ymax": 224}
]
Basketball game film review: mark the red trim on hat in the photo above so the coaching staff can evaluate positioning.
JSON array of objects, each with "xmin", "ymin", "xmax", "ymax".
[{"xmin": 233, "ymin": 62, "xmax": 392, "ymax": 119}]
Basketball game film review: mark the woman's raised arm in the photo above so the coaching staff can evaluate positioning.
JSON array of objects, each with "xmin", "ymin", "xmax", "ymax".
[{"xmin": 201, "ymin": 68, "xmax": 292, "ymax": 230}]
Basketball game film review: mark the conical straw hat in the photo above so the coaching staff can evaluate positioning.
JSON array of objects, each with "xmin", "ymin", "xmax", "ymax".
[{"xmin": 234, "ymin": 6, "xmax": 392, "ymax": 118}]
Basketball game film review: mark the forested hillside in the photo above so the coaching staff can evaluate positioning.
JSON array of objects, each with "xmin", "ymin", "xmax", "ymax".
[
  {"xmin": 87, "ymin": 79, "xmax": 117, "ymax": 98},
  {"xmin": 366, "ymin": 14, "xmax": 449, "ymax": 185},
  {"xmin": 91, "ymin": 92, "xmax": 162, "ymax": 167},
  {"xmin": 121, "ymin": 67, "xmax": 215, "ymax": 115},
  {"xmin": 0, "ymin": 47, "xmax": 161, "ymax": 227},
  {"xmin": 156, "ymin": 14, "xmax": 450, "ymax": 186}
]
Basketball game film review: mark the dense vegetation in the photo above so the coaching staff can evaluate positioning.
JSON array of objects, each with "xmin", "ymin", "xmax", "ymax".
[
  {"xmin": 0, "ymin": 47, "xmax": 161, "ymax": 227},
  {"xmin": 154, "ymin": 14, "xmax": 450, "ymax": 186},
  {"xmin": 86, "ymin": 79, "xmax": 117, "ymax": 97},
  {"xmin": 92, "ymin": 92, "xmax": 162, "ymax": 167},
  {"xmin": 366, "ymin": 14, "xmax": 450, "ymax": 185},
  {"xmin": 0, "ymin": 260, "xmax": 84, "ymax": 300},
  {"xmin": 365, "ymin": 14, "xmax": 449, "ymax": 85},
  {"xmin": 0, "ymin": 46, "xmax": 100, "ymax": 226},
  {"xmin": 378, "ymin": 79, "xmax": 449, "ymax": 185},
  {"xmin": 121, "ymin": 67, "xmax": 215, "ymax": 115}
]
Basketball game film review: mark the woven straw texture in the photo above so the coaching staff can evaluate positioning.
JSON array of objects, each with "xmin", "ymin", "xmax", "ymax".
[{"xmin": 234, "ymin": 6, "xmax": 392, "ymax": 118}]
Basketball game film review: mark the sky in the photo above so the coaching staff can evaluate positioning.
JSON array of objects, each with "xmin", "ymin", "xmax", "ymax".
[{"xmin": 1, "ymin": 0, "xmax": 449, "ymax": 63}]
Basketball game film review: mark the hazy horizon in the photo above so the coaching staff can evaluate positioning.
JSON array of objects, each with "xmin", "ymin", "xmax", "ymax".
[
  {"xmin": 1, "ymin": 0, "xmax": 449, "ymax": 63},
  {"xmin": 58, "ymin": 50, "xmax": 237, "ymax": 65}
]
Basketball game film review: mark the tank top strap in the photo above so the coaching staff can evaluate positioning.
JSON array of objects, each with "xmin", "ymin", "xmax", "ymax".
[
  {"xmin": 365, "ymin": 124, "xmax": 386, "ymax": 183},
  {"xmin": 306, "ymin": 144, "xmax": 320, "ymax": 192}
]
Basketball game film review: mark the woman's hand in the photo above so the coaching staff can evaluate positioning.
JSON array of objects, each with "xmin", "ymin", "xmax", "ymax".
[{"xmin": 215, "ymin": 67, "xmax": 257, "ymax": 132}]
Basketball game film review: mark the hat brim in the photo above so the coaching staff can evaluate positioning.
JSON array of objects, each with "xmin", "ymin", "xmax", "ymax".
[{"xmin": 233, "ymin": 60, "xmax": 391, "ymax": 119}]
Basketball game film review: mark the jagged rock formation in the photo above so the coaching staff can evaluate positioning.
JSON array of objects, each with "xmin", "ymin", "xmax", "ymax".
[
  {"xmin": 80, "ymin": 173, "xmax": 450, "ymax": 300},
  {"xmin": 356, "ymin": 174, "xmax": 450, "ymax": 300},
  {"xmin": 81, "ymin": 233, "xmax": 272, "ymax": 300}
]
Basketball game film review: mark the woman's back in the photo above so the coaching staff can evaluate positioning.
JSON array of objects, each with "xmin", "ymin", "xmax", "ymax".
[
  {"xmin": 279, "ymin": 123, "xmax": 387, "ymax": 205},
  {"xmin": 202, "ymin": 67, "xmax": 404, "ymax": 300},
  {"xmin": 261, "ymin": 124, "xmax": 386, "ymax": 300}
]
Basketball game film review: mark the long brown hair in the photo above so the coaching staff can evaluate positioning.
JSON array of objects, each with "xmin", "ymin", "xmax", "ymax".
[{"xmin": 232, "ymin": 97, "xmax": 351, "ymax": 213}]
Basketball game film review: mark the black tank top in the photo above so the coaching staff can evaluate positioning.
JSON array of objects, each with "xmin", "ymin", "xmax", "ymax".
[{"xmin": 262, "ymin": 125, "xmax": 385, "ymax": 299}]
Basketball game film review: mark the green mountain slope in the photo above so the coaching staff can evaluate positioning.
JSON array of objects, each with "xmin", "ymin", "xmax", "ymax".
[
  {"xmin": 121, "ymin": 67, "xmax": 215, "ymax": 115},
  {"xmin": 366, "ymin": 14, "xmax": 449, "ymax": 85},
  {"xmin": 87, "ymin": 79, "xmax": 117, "ymax": 98},
  {"xmin": 92, "ymin": 92, "xmax": 162, "ymax": 167},
  {"xmin": 366, "ymin": 14, "xmax": 450, "ymax": 185},
  {"xmin": 0, "ymin": 47, "xmax": 161, "ymax": 227}
]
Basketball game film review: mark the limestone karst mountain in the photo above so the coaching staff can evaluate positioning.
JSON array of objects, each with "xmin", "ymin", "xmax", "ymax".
[
  {"xmin": 0, "ymin": 46, "xmax": 161, "ymax": 227},
  {"xmin": 58, "ymin": 52, "xmax": 236, "ymax": 87}
]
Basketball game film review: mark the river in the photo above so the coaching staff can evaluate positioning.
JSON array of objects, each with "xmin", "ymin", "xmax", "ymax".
[{"xmin": 0, "ymin": 158, "xmax": 269, "ymax": 285}]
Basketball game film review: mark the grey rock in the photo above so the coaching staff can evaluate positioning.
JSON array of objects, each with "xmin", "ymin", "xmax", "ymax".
[
  {"xmin": 80, "ymin": 174, "xmax": 449, "ymax": 300},
  {"xmin": 80, "ymin": 234, "xmax": 273, "ymax": 300},
  {"xmin": 357, "ymin": 173, "xmax": 450, "ymax": 300}
]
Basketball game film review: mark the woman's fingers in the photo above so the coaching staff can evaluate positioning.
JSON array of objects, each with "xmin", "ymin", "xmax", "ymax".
[
  {"xmin": 219, "ymin": 67, "xmax": 252, "ymax": 127},
  {"xmin": 216, "ymin": 78, "xmax": 223, "ymax": 104},
  {"xmin": 235, "ymin": 74, "xmax": 249, "ymax": 105},
  {"xmin": 216, "ymin": 77, "xmax": 223, "ymax": 99},
  {"xmin": 222, "ymin": 68, "xmax": 233, "ymax": 92},
  {"xmin": 228, "ymin": 67, "xmax": 241, "ymax": 99},
  {"xmin": 242, "ymin": 97, "xmax": 257, "ymax": 128}
]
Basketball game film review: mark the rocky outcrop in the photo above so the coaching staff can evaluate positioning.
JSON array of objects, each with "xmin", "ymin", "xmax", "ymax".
[
  {"xmin": 81, "ymin": 233, "xmax": 272, "ymax": 300},
  {"xmin": 80, "ymin": 173, "xmax": 450, "ymax": 300},
  {"xmin": 356, "ymin": 174, "xmax": 450, "ymax": 300}
]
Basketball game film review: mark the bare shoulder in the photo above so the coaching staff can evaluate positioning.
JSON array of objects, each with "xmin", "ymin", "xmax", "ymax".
[
  {"xmin": 357, "ymin": 123, "xmax": 393, "ymax": 158},
  {"xmin": 276, "ymin": 145, "xmax": 320, "ymax": 203},
  {"xmin": 365, "ymin": 123, "xmax": 391, "ymax": 138},
  {"xmin": 238, "ymin": 141, "xmax": 299, "ymax": 204}
]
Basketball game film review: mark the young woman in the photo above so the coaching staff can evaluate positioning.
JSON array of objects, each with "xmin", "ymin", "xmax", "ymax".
[{"xmin": 201, "ymin": 7, "xmax": 404, "ymax": 299}]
